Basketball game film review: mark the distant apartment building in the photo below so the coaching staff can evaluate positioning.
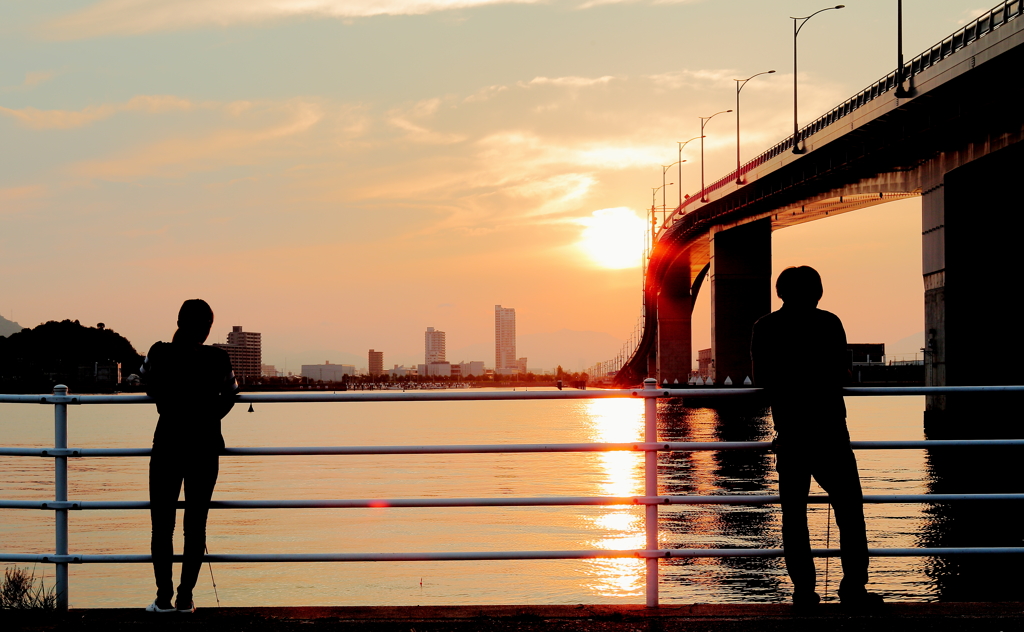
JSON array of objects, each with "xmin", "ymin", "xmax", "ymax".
[
  {"xmin": 697, "ymin": 348, "xmax": 712, "ymax": 379},
  {"xmin": 261, "ymin": 364, "xmax": 280, "ymax": 378},
  {"xmin": 517, "ymin": 357, "xmax": 528, "ymax": 375},
  {"xmin": 213, "ymin": 326, "xmax": 262, "ymax": 380},
  {"xmin": 387, "ymin": 364, "xmax": 417, "ymax": 377},
  {"xmin": 300, "ymin": 361, "xmax": 355, "ymax": 382},
  {"xmin": 459, "ymin": 360, "xmax": 485, "ymax": 377},
  {"xmin": 368, "ymin": 349, "xmax": 384, "ymax": 376},
  {"xmin": 849, "ymin": 343, "xmax": 886, "ymax": 365},
  {"xmin": 425, "ymin": 327, "xmax": 446, "ymax": 364},
  {"xmin": 494, "ymin": 305, "xmax": 517, "ymax": 375},
  {"xmin": 419, "ymin": 362, "xmax": 451, "ymax": 377},
  {"xmin": 76, "ymin": 361, "xmax": 121, "ymax": 385}
]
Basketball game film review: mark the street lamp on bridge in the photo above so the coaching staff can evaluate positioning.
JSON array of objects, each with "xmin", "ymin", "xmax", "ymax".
[
  {"xmin": 661, "ymin": 160, "xmax": 686, "ymax": 224},
  {"xmin": 651, "ymin": 183, "xmax": 674, "ymax": 239},
  {"xmin": 734, "ymin": 70, "xmax": 775, "ymax": 183},
  {"xmin": 792, "ymin": 5, "xmax": 845, "ymax": 154},
  {"xmin": 700, "ymin": 110, "xmax": 732, "ymax": 202},
  {"xmin": 895, "ymin": 0, "xmax": 910, "ymax": 98},
  {"xmin": 676, "ymin": 136, "xmax": 702, "ymax": 206}
]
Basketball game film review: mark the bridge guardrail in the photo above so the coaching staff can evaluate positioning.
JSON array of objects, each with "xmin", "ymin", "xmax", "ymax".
[{"xmin": 656, "ymin": 0, "xmax": 1022, "ymax": 238}]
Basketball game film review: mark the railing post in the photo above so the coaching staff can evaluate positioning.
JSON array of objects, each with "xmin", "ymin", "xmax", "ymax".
[
  {"xmin": 53, "ymin": 384, "xmax": 69, "ymax": 611},
  {"xmin": 642, "ymin": 377, "xmax": 659, "ymax": 607}
]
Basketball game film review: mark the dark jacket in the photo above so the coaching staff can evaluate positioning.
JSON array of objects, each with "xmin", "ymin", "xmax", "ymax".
[
  {"xmin": 140, "ymin": 341, "xmax": 239, "ymax": 453},
  {"xmin": 750, "ymin": 304, "xmax": 850, "ymax": 438}
]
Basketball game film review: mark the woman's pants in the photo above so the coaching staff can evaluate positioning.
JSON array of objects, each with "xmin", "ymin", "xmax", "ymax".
[{"xmin": 149, "ymin": 451, "xmax": 219, "ymax": 603}]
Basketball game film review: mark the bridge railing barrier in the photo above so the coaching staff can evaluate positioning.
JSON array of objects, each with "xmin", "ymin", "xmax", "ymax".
[
  {"xmin": 3, "ymin": 382, "xmax": 1024, "ymax": 610},
  {"xmin": 656, "ymin": 0, "xmax": 1023, "ymax": 239}
]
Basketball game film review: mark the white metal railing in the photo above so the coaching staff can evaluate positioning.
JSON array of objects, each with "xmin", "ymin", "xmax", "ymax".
[{"xmin": 2, "ymin": 380, "xmax": 1024, "ymax": 611}]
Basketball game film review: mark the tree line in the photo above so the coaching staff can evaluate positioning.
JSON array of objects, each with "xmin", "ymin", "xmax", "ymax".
[{"xmin": 0, "ymin": 320, "xmax": 142, "ymax": 393}]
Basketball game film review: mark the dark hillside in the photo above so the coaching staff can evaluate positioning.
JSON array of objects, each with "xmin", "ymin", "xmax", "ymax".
[{"xmin": 0, "ymin": 320, "xmax": 142, "ymax": 393}]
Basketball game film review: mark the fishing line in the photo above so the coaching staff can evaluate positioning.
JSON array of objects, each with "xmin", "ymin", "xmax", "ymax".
[
  {"xmin": 205, "ymin": 545, "xmax": 220, "ymax": 607},
  {"xmin": 824, "ymin": 502, "xmax": 832, "ymax": 601}
]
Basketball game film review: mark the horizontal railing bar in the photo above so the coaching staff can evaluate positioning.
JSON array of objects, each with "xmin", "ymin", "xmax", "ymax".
[
  {"xmin": 0, "ymin": 442, "xmax": 763, "ymax": 457},
  {"xmin": 0, "ymin": 389, "xmax": 751, "ymax": 404},
  {"xmin": 3, "ymin": 439, "xmax": 1023, "ymax": 458},
  {"xmin": 3, "ymin": 385, "xmax": 1024, "ymax": 406},
  {"xmin": 843, "ymin": 386, "xmax": 1024, "ymax": 395},
  {"xmin": 3, "ymin": 547, "xmax": 1023, "ymax": 565},
  {"xmin": 3, "ymin": 493, "xmax": 1022, "ymax": 511}
]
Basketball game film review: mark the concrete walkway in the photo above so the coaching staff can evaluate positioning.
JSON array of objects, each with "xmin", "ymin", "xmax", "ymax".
[{"xmin": 4, "ymin": 603, "xmax": 1024, "ymax": 631}]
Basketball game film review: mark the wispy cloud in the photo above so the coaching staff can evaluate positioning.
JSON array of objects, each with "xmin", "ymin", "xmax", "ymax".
[
  {"xmin": 0, "ymin": 185, "xmax": 48, "ymax": 214},
  {"xmin": 2, "ymin": 71, "xmax": 57, "ymax": 92},
  {"xmin": 71, "ymin": 100, "xmax": 323, "ymax": 179},
  {"xmin": 42, "ymin": 0, "xmax": 545, "ymax": 39},
  {"xmin": 0, "ymin": 95, "xmax": 194, "ymax": 129},
  {"xmin": 645, "ymin": 68, "xmax": 735, "ymax": 91},
  {"xmin": 387, "ymin": 98, "xmax": 467, "ymax": 144},
  {"xmin": 476, "ymin": 131, "xmax": 665, "ymax": 171},
  {"xmin": 0, "ymin": 185, "xmax": 47, "ymax": 202},
  {"xmin": 957, "ymin": 8, "xmax": 991, "ymax": 25},
  {"xmin": 524, "ymin": 76, "xmax": 617, "ymax": 88}
]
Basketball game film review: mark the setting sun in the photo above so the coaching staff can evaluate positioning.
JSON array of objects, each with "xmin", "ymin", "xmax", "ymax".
[{"xmin": 578, "ymin": 207, "xmax": 647, "ymax": 269}]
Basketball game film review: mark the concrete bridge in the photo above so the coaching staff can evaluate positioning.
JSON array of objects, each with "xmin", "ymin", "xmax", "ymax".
[{"xmin": 618, "ymin": 1, "xmax": 1024, "ymax": 432}]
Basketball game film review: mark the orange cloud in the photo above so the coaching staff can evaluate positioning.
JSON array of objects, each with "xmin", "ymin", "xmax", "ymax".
[
  {"xmin": 42, "ymin": 0, "xmax": 545, "ymax": 39},
  {"xmin": 71, "ymin": 100, "xmax": 323, "ymax": 180},
  {"xmin": 0, "ymin": 95, "xmax": 193, "ymax": 129}
]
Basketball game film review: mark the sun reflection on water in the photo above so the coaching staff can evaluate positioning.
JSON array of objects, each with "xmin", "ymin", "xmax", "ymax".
[{"xmin": 580, "ymin": 397, "xmax": 646, "ymax": 597}]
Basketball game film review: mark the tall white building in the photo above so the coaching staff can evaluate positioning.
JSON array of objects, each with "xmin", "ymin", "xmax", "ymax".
[
  {"xmin": 425, "ymin": 327, "xmax": 446, "ymax": 364},
  {"xmin": 495, "ymin": 305, "xmax": 517, "ymax": 374}
]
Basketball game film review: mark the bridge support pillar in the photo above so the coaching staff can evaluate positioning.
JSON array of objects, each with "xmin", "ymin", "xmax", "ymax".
[
  {"xmin": 710, "ymin": 219, "xmax": 771, "ymax": 385},
  {"xmin": 656, "ymin": 290, "xmax": 692, "ymax": 386},
  {"xmin": 924, "ymin": 142, "xmax": 1024, "ymax": 437}
]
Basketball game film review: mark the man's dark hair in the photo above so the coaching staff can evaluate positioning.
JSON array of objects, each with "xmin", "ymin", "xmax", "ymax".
[
  {"xmin": 173, "ymin": 299, "xmax": 214, "ymax": 344},
  {"xmin": 775, "ymin": 266, "xmax": 823, "ymax": 304},
  {"xmin": 178, "ymin": 299, "xmax": 213, "ymax": 328}
]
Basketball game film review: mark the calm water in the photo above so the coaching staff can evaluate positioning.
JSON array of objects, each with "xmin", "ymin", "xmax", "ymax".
[{"xmin": 0, "ymin": 390, "xmax": 1000, "ymax": 607}]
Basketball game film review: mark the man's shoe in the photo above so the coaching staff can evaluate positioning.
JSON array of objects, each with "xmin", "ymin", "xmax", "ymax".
[
  {"xmin": 175, "ymin": 598, "xmax": 195, "ymax": 613},
  {"xmin": 840, "ymin": 589, "xmax": 884, "ymax": 611},
  {"xmin": 146, "ymin": 599, "xmax": 175, "ymax": 613},
  {"xmin": 792, "ymin": 590, "xmax": 820, "ymax": 612}
]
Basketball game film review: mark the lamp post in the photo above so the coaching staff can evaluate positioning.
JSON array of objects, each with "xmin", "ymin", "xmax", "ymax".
[
  {"xmin": 895, "ymin": 0, "xmax": 909, "ymax": 98},
  {"xmin": 792, "ymin": 5, "xmax": 844, "ymax": 154},
  {"xmin": 661, "ymin": 161, "xmax": 685, "ymax": 223},
  {"xmin": 676, "ymin": 136, "xmax": 702, "ymax": 206},
  {"xmin": 734, "ymin": 70, "xmax": 775, "ymax": 183},
  {"xmin": 700, "ymin": 110, "xmax": 732, "ymax": 202},
  {"xmin": 651, "ymin": 183, "xmax": 674, "ymax": 235}
]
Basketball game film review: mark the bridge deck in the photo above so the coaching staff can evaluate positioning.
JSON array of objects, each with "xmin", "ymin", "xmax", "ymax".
[{"xmin": 8, "ymin": 603, "xmax": 1023, "ymax": 631}]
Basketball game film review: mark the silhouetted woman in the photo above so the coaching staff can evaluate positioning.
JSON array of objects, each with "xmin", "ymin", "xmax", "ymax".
[{"xmin": 140, "ymin": 299, "xmax": 238, "ymax": 613}]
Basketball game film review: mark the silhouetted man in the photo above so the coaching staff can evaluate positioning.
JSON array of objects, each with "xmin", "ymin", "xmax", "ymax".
[{"xmin": 750, "ymin": 266, "xmax": 882, "ymax": 609}]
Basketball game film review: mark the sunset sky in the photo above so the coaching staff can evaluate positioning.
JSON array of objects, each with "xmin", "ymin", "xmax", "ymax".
[{"xmin": 1, "ymin": 1, "xmax": 986, "ymax": 370}]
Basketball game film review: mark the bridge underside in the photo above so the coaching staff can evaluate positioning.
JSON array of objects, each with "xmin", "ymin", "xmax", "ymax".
[{"xmin": 619, "ymin": 21, "xmax": 1024, "ymax": 437}]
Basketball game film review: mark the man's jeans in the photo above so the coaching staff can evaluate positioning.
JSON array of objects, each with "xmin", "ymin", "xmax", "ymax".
[{"xmin": 775, "ymin": 436, "xmax": 869, "ymax": 595}]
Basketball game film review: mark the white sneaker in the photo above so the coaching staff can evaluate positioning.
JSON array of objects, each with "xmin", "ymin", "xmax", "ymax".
[{"xmin": 146, "ymin": 600, "xmax": 175, "ymax": 613}]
